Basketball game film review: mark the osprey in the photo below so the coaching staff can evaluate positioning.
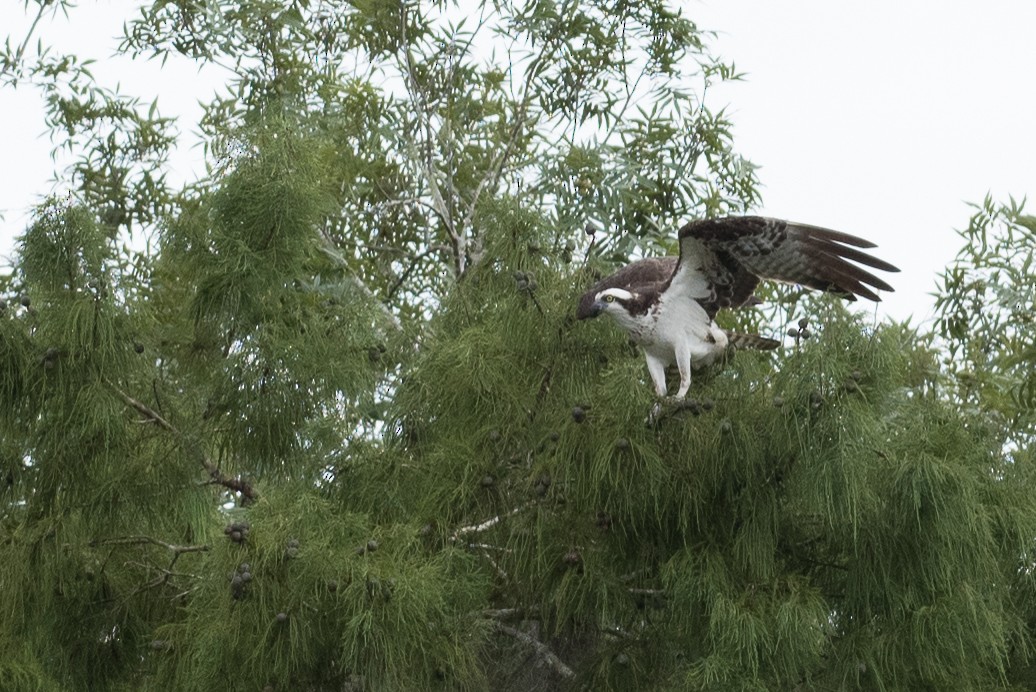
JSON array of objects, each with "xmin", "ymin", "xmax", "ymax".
[{"xmin": 577, "ymin": 216, "xmax": 899, "ymax": 398}]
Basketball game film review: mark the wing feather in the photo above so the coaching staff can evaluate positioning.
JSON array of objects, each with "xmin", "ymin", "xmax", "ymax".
[{"xmin": 675, "ymin": 216, "xmax": 899, "ymax": 310}]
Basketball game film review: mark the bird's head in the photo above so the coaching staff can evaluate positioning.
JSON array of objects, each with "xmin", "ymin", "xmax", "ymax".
[{"xmin": 579, "ymin": 288, "xmax": 641, "ymax": 327}]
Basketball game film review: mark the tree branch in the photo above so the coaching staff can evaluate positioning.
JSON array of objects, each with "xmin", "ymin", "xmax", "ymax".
[
  {"xmin": 92, "ymin": 535, "xmax": 210, "ymax": 556},
  {"xmin": 450, "ymin": 502, "xmax": 533, "ymax": 541},
  {"xmin": 493, "ymin": 622, "xmax": 575, "ymax": 679},
  {"xmin": 107, "ymin": 381, "xmax": 259, "ymax": 501}
]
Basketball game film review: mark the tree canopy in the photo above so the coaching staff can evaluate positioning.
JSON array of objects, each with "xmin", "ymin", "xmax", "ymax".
[{"xmin": 1, "ymin": 1, "xmax": 1034, "ymax": 690}]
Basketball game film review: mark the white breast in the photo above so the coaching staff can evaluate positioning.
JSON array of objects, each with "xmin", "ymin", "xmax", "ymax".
[{"xmin": 641, "ymin": 293, "xmax": 727, "ymax": 368}]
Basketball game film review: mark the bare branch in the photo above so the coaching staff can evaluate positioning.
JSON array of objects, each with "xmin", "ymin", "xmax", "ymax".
[
  {"xmin": 494, "ymin": 622, "xmax": 575, "ymax": 679},
  {"xmin": 92, "ymin": 535, "xmax": 210, "ymax": 556},
  {"xmin": 450, "ymin": 502, "xmax": 533, "ymax": 541}
]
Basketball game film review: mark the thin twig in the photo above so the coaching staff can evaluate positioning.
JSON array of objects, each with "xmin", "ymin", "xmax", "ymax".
[
  {"xmin": 10, "ymin": 2, "xmax": 48, "ymax": 74},
  {"xmin": 92, "ymin": 535, "xmax": 210, "ymax": 604},
  {"xmin": 450, "ymin": 502, "xmax": 533, "ymax": 541},
  {"xmin": 92, "ymin": 535, "xmax": 210, "ymax": 556},
  {"xmin": 480, "ymin": 549, "xmax": 510, "ymax": 582},
  {"xmin": 107, "ymin": 381, "xmax": 259, "ymax": 501},
  {"xmin": 385, "ymin": 243, "xmax": 451, "ymax": 302},
  {"xmin": 494, "ymin": 622, "xmax": 575, "ymax": 679}
]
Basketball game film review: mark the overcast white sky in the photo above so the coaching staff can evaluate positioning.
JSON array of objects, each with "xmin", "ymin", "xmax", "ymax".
[{"xmin": 2, "ymin": 1, "xmax": 1035, "ymax": 326}]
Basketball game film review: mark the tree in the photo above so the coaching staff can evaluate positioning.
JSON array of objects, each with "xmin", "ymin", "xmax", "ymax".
[{"xmin": 1, "ymin": 2, "xmax": 1034, "ymax": 690}]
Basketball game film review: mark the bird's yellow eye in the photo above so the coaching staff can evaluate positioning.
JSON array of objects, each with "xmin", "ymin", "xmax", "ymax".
[{"xmin": 604, "ymin": 295, "xmax": 615, "ymax": 303}]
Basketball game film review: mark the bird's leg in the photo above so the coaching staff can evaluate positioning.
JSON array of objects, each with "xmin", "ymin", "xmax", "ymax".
[
  {"xmin": 674, "ymin": 346, "xmax": 692, "ymax": 399},
  {"xmin": 643, "ymin": 353, "xmax": 669, "ymax": 425},
  {"xmin": 644, "ymin": 353, "xmax": 669, "ymax": 398}
]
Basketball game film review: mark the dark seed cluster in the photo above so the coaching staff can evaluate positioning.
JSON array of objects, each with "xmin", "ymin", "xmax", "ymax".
[
  {"xmin": 562, "ymin": 239, "xmax": 575, "ymax": 263},
  {"xmin": 571, "ymin": 405, "xmax": 586, "ymax": 423},
  {"xmin": 513, "ymin": 270, "xmax": 537, "ymax": 293},
  {"xmin": 532, "ymin": 473, "xmax": 550, "ymax": 497},
  {"xmin": 365, "ymin": 576, "xmax": 395, "ymax": 602},
  {"xmin": 284, "ymin": 537, "xmax": 300, "ymax": 559},
  {"xmin": 367, "ymin": 343, "xmax": 386, "ymax": 362},
  {"xmin": 230, "ymin": 562, "xmax": 253, "ymax": 599},
  {"xmin": 224, "ymin": 520, "xmax": 250, "ymax": 544},
  {"xmin": 356, "ymin": 539, "xmax": 379, "ymax": 556},
  {"xmin": 787, "ymin": 316, "xmax": 812, "ymax": 341},
  {"xmin": 41, "ymin": 347, "xmax": 59, "ymax": 369}
]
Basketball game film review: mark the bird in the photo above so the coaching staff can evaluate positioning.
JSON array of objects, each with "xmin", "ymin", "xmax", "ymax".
[{"xmin": 576, "ymin": 216, "xmax": 900, "ymax": 399}]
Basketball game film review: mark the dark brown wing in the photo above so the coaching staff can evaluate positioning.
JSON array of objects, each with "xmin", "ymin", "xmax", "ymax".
[
  {"xmin": 675, "ymin": 216, "xmax": 899, "ymax": 315},
  {"xmin": 576, "ymin": 257, "xmax": 676, "ymax": 319}
]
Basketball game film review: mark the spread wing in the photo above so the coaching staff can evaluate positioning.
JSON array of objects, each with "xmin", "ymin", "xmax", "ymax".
[
  {"xmin": 576, "ymin": 257, "xmax": 676, "ymax": 319},
  {"xmin": 671, "ymin": 216, "xmax": 899, "ymax": 317}
]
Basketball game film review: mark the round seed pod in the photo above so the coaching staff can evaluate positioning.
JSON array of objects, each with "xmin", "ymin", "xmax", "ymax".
[{"xmin": 571, "ymin": 406, "xmax": 586, "ymax": 423}]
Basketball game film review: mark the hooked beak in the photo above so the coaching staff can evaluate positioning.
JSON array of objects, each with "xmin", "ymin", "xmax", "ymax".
[{"xmin": 583, "ymin": 300, "xmax": 607, "ymax": 319}]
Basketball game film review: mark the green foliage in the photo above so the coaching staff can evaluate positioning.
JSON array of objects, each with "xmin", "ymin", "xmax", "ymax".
[
  {"xmin": 147, "ymin": 487, "xmax": 488, "ymax": 692},
  {"xmin": 2, "ymin": 1, "xmax": 1034, "ymax": 690},
  {"xmin": 935, "ymin": 196, "xmax": 1036, "ymax": 434}
]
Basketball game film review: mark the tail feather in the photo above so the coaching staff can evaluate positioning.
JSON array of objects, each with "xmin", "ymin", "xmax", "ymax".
[{"xmin": 725, "ymin": 332, "xmax": 780, "ymax": 351}]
